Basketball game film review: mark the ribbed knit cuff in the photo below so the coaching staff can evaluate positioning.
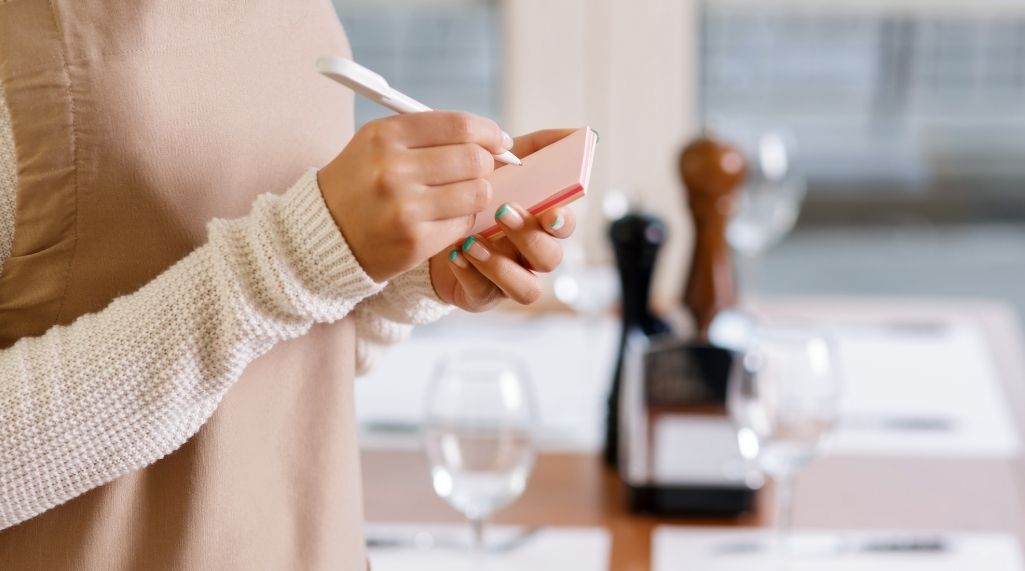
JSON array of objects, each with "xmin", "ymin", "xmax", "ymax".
[
  {"xmin": 381, "ymin": 261, "xmax": 453, "ymax": 325},
  {"xmin": 275, "ymin": 169, "xmax": 385, "ymax": 306}
]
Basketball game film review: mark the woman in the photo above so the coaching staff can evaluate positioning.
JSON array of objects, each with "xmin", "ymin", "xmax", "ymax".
[{"xmin": 0, "ymin": 0, "xmax": 574, "ymax": 568}]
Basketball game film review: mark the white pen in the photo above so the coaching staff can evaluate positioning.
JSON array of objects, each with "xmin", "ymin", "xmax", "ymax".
[{"xmin": 316, "ymin": 56, "xmax": 523, "ymax": 166}]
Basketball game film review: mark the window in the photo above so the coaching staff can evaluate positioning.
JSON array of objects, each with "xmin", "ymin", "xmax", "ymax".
[
  {"xmin": 333, "ymin": 0, "xmax": 502, "ymax": 128},
  {"xmin": 701, "ymin": 3, "xmax": 1025, "ymax": 220}
]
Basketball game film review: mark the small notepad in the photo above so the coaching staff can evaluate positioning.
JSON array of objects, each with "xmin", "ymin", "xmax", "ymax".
[{"xmin": 471, "ymin": 127, "xmax": 598, "ymax": 239}]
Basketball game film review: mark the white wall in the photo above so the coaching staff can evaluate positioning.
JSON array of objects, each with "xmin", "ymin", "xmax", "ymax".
[{"xmin": 501, "ymin": 0, "xmax": 700, "ymax": 306}]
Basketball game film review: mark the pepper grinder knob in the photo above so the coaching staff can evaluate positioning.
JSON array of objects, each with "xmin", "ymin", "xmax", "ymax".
[{"xmin": 609, "ymin": 213, "xmax": 672, "ymax": 336}]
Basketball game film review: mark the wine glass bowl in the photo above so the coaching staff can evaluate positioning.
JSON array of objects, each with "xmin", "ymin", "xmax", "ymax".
[
  {"xmin": 423, "ymin": 352, "xmax": 538, "ymax": 550},
  {"xmin": 728, "ymin": 327, "xmax": 840, "ymax": 562},
  {"xmin": 726, "ymin": 130, "xmax": 806, "ymax": 258},
  {"xmin": 731, "ymin": 331, "xmax": 839, "ymax": 477}
]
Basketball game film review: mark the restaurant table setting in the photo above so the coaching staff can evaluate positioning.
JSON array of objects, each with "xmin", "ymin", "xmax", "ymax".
[
  {"xmin": 357, "ymin": 309, "xmax": 1021, "ymax": 460},
  {"xmin": 357, "ymin": 133, "xmax": 1025, "ymax": 570}
]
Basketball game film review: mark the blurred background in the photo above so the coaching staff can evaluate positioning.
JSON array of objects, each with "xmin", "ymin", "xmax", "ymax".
[
  {"xmin": 335, "ymin": 2, "xmax": 1025, "ymax": 568},
  {"xmin": 334, "ymin": 0, "xmax": 1025, "ymax": 315}
]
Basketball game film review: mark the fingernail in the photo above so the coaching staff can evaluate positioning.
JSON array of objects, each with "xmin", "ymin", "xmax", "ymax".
[
  {"xmin": 495, "ymin": 203, "xmax": 523, "ymax": 229},
  {"xmin": 501, "ymin": 131, "xmax": 515, "ymax": 150},
  {"xmin": 548, "ymin": 214, "xmax": 566, "ymax": 231},
  {"xmin": 461, "ymin": 236, "xmax": 490, "ymax": 261},
  {"xmin": 448, "ymin": 248, "xmax": 469, "ymax": 269}
]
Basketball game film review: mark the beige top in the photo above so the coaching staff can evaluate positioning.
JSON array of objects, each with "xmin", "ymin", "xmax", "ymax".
[{"xmin": 0, "ymin": 0, "xmax": 448, "ymax": 568}]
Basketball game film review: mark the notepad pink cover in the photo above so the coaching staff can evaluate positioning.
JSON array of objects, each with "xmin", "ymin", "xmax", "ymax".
[{"xmin": 472, "ymin": 127, "xmax": 597, "ymax": 240}]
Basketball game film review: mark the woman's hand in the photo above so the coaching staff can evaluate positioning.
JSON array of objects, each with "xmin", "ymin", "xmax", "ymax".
[
  {"xmin": 318, "ymin": 112, "xmax": 512, "ymax": 282},
  {"xmin": 428, "ymin": 129, "xmax": 578, "ymax": 312}
]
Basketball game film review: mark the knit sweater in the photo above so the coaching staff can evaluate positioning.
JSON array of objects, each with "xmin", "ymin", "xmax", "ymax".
[{"xmin": 0, "ymin": 88, "xmax": 451, "ymax": 529}]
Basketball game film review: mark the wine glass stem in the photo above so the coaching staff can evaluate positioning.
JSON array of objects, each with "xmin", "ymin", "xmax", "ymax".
[
  {"xmin": 741, "ymin": 251, "xmax": 765, "ymax": 295},
  {"xmin": 773, "ymin": 471, "xmax": 796, "ymax": 564},
  {"xmin": 470, "ymin": 516, "xmax": 486, "ymax": 552}
]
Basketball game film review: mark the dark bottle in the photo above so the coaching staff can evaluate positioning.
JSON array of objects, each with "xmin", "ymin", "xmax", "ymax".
[{"xmin": 604, "ymin": 213, "xmax": 673, "ymax": 467}]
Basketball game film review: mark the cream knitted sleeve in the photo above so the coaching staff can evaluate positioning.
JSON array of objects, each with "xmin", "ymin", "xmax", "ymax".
[
  {"xmin": 353, "ymin": 261, "xmax": 453, "ymax": 374},
  {"xmin": 0, "ymin": 169, "xmax": 385, "ymax": 530}
]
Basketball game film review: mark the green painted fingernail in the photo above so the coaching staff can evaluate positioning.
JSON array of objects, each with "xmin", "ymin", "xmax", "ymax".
[
  {"xmin": 549, "ymin": 214, "xmax": 566, "ymax": 231},
  {"xmin": 495, "ymin": 203, "xmax": 512, "ymax": 220},
  {"xmin": 461, "ymin": 236, "xmax": 476, "ymax": 252},
  {"xmin": 448, "ymin": 249, "xmax": 459, "ymax": 261}
]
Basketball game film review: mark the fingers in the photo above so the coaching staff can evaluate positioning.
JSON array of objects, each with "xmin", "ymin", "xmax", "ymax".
[
  {"xmin": 537, "ymin": 206, "xmax": 575, "ymax": 239},
  {"xmin": 492, "ymin": 203, "xmax": 563, "ymax": 273},
  {"xmin": 419, "ymin": 179, "xmax": 492, "ymax": 220},
  {"xmin": 508, "ymin": 129, "xmax": 576, "ymax": 159},
  {"xmin": 440, "ymin": 203, "xmax": 578, "ymax": 309},
  {"xmin": 445, "ymin": 249, "xmax": 505, "ymax": 310},
  {"xmin": 408, "ymin": 144, "xmax": 495, "ymax": 185},
  {"xmin": 371, "ymin": 111, "xmax": 508, "ymax": 154},
  {"xmin": 456, "ymin": 236, "xmax": 543, "ymax": 305},
  {"xmin": 423, "ymin": 216, "xmax": 476, "ymax": 251}
]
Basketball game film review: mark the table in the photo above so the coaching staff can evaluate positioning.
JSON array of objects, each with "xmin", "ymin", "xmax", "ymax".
[{"xmin": 361, "ymin": 298, "xmax": 1025, "ymax": 570}]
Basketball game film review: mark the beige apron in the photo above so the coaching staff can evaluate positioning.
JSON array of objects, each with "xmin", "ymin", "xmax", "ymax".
[{"xmin": 0, "ymin": 0, "xmax": 366, "ymax": 568}]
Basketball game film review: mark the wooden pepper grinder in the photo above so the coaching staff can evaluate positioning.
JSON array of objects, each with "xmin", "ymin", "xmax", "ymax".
[{"xmin": 679, "ymin": 135, "xmax": 746, "ymax": 338}]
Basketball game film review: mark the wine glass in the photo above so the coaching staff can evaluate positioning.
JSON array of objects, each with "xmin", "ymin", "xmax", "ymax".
[
  {"xmin": 423, "ymin": 352, "xmax": 538, "ymax": 553},
  {"xmin": 726, "ymin": 130, "xmax": 806, "ymax": 293},
  {"xmin": 552, "ymin": 242, "xmax": 618, "ymax": 319},
  {"xmin": 727, "ymin": 327, "xmax": 840, "ymax": 564},
  {"xmin": 551, "ymin": 193, "xmax": 621, "ymax": 319}
]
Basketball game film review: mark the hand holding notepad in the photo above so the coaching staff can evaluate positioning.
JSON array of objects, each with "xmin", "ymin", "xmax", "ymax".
[
  {"xmin": 471, "ymin": 126, "xmax": 598, "ymax": 240},
  {"xmin": 315, "ymin": 55, "xmax": 597, "ymax": 308}
]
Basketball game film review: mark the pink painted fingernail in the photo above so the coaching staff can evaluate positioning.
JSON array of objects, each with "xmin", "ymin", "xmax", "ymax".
[
  {"xmin": 461, "ymin": 236, "xmax": 490, "ymax": 262},
  {"xmin": 495, "ymin": 203, "xmax": 524, "ymax": 229},
  {"xmin": 448, "ymin": 248, "xmax": 469, "ymax": 269}
]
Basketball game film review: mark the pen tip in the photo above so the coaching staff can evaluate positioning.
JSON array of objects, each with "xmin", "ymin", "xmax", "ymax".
[{"xmin": 496, "ymin": 150, "xmax": 523, "ymax": 166}]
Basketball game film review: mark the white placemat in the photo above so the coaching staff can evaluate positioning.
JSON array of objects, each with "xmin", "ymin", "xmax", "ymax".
[
  {"xmin": 827, "ymin": 322, "xmax": 1021, "ymax": 458},
  {"xmin": 356, "ymin": 311, "xmax": 618, "ymax": 451},
  {"xmin": 357, "ymin": 302, "xmax": 1021, "ymax": 459},
  {"xmin": 652, "ymin": 527, "xmax": 1025, "ymax": 571},
  {"xmin": 366, "ymin": 524, "xmax": 610, "ymax": 571}
]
